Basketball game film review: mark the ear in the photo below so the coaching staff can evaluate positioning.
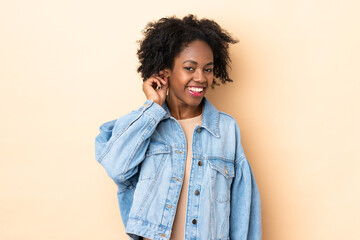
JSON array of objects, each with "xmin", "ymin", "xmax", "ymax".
[{"xmin": 163, "ymin": 68, "xmax": 171, "ymax": 78}]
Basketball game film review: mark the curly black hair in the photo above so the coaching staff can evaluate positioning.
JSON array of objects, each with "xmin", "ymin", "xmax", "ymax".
[{"xmin": 137, "ymin": 14, "xmax": 238, "ymax": 86}]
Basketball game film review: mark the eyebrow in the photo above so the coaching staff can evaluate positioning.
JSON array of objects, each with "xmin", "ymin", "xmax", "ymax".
[{"xmin": 183, "ymin": 60, "xmax": 214, "ymax": 66}]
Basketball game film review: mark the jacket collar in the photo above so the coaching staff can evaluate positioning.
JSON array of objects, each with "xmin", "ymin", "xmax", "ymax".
[{"xmin": 162, "ymin": 97, "xmax": 220, "ymax": 138}]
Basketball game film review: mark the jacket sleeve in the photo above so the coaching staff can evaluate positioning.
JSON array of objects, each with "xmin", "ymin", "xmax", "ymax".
[
  {"xmin": 230, "ymin": 124, "xmax": 262, "ymax": 239},
  {"xmin": 95, "ymin": 99, "xmax": 167, "ymax": 185},
  {"xmin": 95, "ymin": 100, "xmax": 167, "ymax": 230}
]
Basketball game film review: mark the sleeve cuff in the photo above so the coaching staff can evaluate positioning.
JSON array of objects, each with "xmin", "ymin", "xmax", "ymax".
[{"xmin": 142, "ymin": 99, "xmax": 167, "ymax": 123}]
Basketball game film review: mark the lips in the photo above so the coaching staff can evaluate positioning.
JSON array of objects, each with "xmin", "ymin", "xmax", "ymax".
[{"xmin": 188, "ymin": 86, "xmax": 205, "ymax": 96}]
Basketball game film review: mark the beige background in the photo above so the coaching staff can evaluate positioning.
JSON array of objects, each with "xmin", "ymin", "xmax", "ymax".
[{"xmin": 1, "ymin": 0, "xmax": 359, "ymax": 239}]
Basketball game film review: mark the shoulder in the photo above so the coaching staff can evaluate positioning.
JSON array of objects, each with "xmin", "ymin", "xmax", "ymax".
[
  {"xmin": 219, "ymin": 111, "xmax": 236, "ymax": 122},
  {"xmin": 218, "ymin": 111, "xmax": 240, "ymax": 129}
]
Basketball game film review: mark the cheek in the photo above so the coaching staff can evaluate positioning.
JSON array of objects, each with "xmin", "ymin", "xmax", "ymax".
[
  {"xmin": 207, "ymin": 74, "xmax": 214, "ymax": 83},
  {"xmin": 170, "ymin": 72, "xmax": 190, "ymax": 88}
]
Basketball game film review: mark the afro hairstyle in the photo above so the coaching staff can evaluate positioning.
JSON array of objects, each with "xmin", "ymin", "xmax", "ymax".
[{"xmin": 137, "ymin": 14, "xmax": 238, "ymax": 86}]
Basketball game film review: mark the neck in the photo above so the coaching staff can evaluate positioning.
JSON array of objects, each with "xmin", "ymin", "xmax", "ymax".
[{"xmin": 166, "ymin": 95, "xmax": 203, "ymax": 120}]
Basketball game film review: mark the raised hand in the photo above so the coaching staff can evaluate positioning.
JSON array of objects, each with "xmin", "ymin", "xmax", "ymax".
[{"xmin": 142, "ymin": 71, "xmax": 169, "ymax": 106}]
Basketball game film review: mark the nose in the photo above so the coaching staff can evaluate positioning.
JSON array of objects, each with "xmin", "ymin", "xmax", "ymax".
[{"xmin": 194, "ymin": 69, "xmax": 206, "ymax": 83}]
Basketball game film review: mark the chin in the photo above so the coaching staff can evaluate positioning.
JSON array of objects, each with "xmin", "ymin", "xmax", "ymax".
[{"xmin": 185, "ymin": 96, "xmax": 204, "ymax": 107}]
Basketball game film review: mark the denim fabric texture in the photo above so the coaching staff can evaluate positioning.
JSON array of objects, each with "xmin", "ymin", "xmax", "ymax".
[{"xmin": 95, "ymin": 97, "xmax": 262, "ymax": 240}]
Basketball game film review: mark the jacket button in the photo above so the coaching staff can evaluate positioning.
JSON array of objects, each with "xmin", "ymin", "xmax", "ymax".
[
  {"xmin": 192, "ymin": 219, "xmax": 197, "ymax": 224},
  {"xmin": 197, "ymin": 128, "xmax": 201, "ymax": 133},
  {"xmin": 198, "ymin": 161, "xmax": 203, "ymax": 166},
  {"xmin": 194, "ymin": 190, "xmax": 200, "ymax": 195}
]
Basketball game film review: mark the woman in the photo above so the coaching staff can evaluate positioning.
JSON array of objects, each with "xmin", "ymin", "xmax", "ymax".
[{"xmin": 95, "ymin": 15, "xmax": 261, "ymax": 240}]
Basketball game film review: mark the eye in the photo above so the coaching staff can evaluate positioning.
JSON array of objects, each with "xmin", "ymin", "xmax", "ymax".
[
  {"xmin": 184, "ymin": 67, "xmax": 194, "ymax": 71},
  {"xmin": 205, "ymin": 68, "xmax": 213, "ymax": 73}
]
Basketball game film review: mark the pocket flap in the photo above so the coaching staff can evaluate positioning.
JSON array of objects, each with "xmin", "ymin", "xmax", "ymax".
[{"xmin": 209, "ymin": 160, "xmax": 235, "ymax": 179}]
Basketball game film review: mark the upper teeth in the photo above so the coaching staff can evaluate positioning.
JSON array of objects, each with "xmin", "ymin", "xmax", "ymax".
[{"xmin": 188, "ymin": 87, "xmax": 204, "ymax": 92}]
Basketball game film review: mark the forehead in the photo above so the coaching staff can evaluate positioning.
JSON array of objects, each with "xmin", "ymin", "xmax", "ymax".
[{"xmin": 175, "ymin": 40, "xmax": 214, "ymax": 62}]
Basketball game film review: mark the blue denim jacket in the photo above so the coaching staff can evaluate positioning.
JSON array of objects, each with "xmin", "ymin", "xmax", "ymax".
[{"xmin": 95, "ymin": 97, "xmax": 261, "ymax": 240}]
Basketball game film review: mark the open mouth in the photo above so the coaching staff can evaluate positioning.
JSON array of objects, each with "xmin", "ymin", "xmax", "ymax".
[{"xmin": 188, "ymin": 87, "xmax": 205, "ymax": 96}]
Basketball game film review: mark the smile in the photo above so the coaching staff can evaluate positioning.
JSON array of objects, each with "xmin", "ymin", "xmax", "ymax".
[{"xmin": 188, "ymin": 87, "xmax": 205, "ymax": 96}]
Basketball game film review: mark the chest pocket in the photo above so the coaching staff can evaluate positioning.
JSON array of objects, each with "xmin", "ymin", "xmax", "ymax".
[
  {"xmin": 209, "ymin": 159, "xmax": 235, "ymax": 203},
  {"xmin": 139, "ymin": 141, "xmax": 171, "ymax": 181}
]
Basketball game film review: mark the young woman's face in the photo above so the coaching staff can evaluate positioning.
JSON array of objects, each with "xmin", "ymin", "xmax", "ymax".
[{"xmin": 165, "ymin": 40, "xmax": 214, "ymax": 107}]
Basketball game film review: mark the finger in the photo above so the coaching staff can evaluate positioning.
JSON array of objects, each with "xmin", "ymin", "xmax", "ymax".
[
  {"xmin": 153, "ymin": 75, "xmax": 167, "ymax": 86},
  {"xmin": 145, "ymin": 77, "xmax": 161, "ymax": 87},
  {"xmin": 143, "ymin": 81, "xmax": 157, "ymax": 93},
  {"xmin": 159, "ymin": 82, "xmax": 168, "ymax": 92},
  {"xmin": 152, "ymin": 78, "xmax": 163, "ymax": 89},
  {"xmin": 150, "ymin": 76, "xmax": 166, "ymax": 88}
]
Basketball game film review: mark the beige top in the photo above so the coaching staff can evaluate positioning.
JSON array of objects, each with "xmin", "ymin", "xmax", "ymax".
[{"xmin": 144, "ymin": 113, "xmax": 203, "ymax": 240}]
